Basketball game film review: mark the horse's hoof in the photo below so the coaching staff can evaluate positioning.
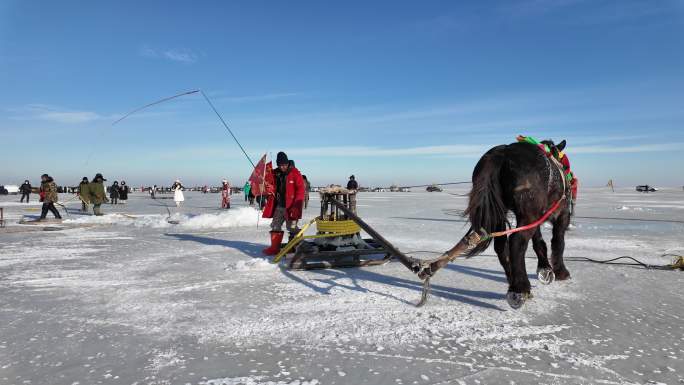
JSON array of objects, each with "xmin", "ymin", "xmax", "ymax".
[
  {"xmin": 537, "ymin": 268, "xmax": 555, "ymax": 285},
  {"xmin": 506, "ymin": 292, "xmax": 528, "ymax": 309},
  {"xmin": 554, "ymin": 268, "xmax": 571, "ymax": 281}
]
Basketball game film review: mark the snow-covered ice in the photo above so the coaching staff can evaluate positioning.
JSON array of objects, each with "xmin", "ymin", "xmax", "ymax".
[{"xmin": 0, "ymin": 188, "xmax": 682, "ymax": 384}]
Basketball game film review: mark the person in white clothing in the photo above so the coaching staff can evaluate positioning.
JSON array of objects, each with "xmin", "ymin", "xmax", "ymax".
[{"xmin": 171, "ymin": 179, "xmax": 185, "ymax": 207}]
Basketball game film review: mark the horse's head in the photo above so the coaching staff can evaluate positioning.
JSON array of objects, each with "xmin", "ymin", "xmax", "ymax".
[{"xmin": 541, "ymin": 139, "xmax": 567, "ymax": 159}]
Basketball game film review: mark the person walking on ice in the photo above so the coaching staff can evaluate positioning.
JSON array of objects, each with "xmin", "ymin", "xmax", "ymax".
[
  {"xmin": 78, "ymin": 177, "xmax": 90, "ymax": 212},
  {"xmin": 110, "ymin": 181, "xmax": 120, "ymax": 205},
  {"xmin": 172, "ymin": 179, "xmax": 185, "ymax": 208},
  {"xmin": 262, "ymin": 151, "xmax": 305, "ymax": 255},
  {"xmin": 221, "ymin": 179, "xmax": 231, "ymax": 209},
  {"xmin": 19, "ymin": 180, "xmax": 32, "ymax": 203},
  {"xmin": 89, "ymin": 173, "xmax": 108, "ymax": 216},
  {"xmin": 38, "ymin": 174, "xmax": 62, "ymax": 220}
]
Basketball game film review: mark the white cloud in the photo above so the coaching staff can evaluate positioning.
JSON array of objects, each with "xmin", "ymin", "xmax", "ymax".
[
  {"xmin": 139, "ymin": 45, "xmax": 199, "ymax": 63},
  {"xmin": 150, "ymin": 141, "xmax": 684, "ymax": 163},
  {"xmin": 283, "ymin": 144, "xmax": 488, "ymax": 158},
  {"xmin": 8, "ymin": 104, "xmax": 104, "ymax": 124},
  {"xmin": 571, "ymin": 142, "xmax": 684, "ymax": 154},
  {"xmin": 163, "ymin": 49, "xmax": 198, "ymax": 63}
]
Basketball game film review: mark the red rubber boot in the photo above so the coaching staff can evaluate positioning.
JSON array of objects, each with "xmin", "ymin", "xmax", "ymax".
[{"xmin": 263, "ymin": 231, "xmax": 284, "ymax": 256}]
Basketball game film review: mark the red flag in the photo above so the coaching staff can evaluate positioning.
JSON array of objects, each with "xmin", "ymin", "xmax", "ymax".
[{"xmin": 248, "ymin": 154, "xmax": 273, "ymax": 196}]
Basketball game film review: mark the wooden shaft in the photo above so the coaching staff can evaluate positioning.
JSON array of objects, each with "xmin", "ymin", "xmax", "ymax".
[
  {"xmin": 328, "ymin": 197, "xmax": 419, "ymax": 272},
  {"xmin": 420, "ymin": 231, "xmax": 482, "ymax": 279}
]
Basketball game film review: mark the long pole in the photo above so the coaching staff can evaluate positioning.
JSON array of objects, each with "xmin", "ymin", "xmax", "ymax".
[{"xmin": 200, "ymin": 90, "xmax": 255, "ymax": 168}]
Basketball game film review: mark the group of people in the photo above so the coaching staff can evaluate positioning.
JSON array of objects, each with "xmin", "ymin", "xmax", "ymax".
[
  {"xmin": 18, "ymin": 153, "xmax": 359, "ymax": 261},
  {"xmin": 19, "ymin": 173, "xmax": 109, "ymax": 221},
  {"xmin": 77, "ymin": 174, "xmax": 110, "ymax": 216},
  {"xmin": 108, "ymin": 181, "xmax": 130, "ymax": 205}
]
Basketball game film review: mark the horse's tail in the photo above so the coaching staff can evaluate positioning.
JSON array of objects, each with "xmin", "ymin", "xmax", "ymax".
[{"xmin": 464, "ymin": 145, "xmax": 508, "ymax": 256}]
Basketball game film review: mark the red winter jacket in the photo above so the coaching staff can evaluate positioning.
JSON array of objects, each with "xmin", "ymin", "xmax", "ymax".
[{"xmin": 262, "ymin": 166, "xmax": 305, "ymax": 220}]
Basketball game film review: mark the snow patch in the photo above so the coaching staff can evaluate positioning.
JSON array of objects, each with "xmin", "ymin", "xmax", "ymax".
[
  {"xmin": 64, "ymin": 207, "xmax": 268, "ymax": 229},
  {"xmin": 229, "ymin": 258, "xmax": 278, "ymax": 272}
]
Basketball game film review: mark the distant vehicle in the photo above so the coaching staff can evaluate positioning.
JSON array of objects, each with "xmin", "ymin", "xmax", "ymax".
[
  {"xmin": 426, "ymin": 184, "xmax": 443, "ymax": 192},
  {"xmin": 636, "ymin": 185, "xmax": 657, "ymax": 192},
  {"xmin": 0, "ymin": 184, "xmax": 19, "ymax": 195}
]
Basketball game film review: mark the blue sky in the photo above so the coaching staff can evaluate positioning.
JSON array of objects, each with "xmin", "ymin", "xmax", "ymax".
[{"xmin": 1, "ymin": 0, "xmax": 683, "ymax": 187}]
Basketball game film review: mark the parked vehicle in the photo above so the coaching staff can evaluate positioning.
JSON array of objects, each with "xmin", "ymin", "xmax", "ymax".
[
  {"xmin": 0, "ymin": 184, "xmax": 19, "ymax": 195},
  {"xmin": 636, "ymin": 185, "xmax": 657, "ymax": 192}
]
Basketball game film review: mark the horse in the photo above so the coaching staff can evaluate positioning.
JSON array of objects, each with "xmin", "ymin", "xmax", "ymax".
[{"xmin": 463, "ymin": 139, "xmax": 572, "ymax": 308}]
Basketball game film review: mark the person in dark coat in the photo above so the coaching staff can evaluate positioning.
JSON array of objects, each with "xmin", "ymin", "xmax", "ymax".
[
  {"xmin": 118, "ymin": 181, "xmax": 129, "ymax": 204},
  {"xmin": 346, "ymin": 175, "xmax": 358, "ymax": 190},
  {"xmin": 39, "ymin": 174, "xmax": 61, "ymax": 220},
  {"xmin": 19, "ymin": 180, "xmax": 31, "ymax": 203},
  {"xmin": 110, "ymin": 181, "xmax": 120, "ymax": 204},
  {"xmin": 78, "ymin": 177, "xmax": 90, "ymax": 212},
  {"xmin": 346, "ymin": 175, "xmax": 358, "ymax": 213}
]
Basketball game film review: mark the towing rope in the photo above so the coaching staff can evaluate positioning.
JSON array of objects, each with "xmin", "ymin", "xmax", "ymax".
[
  {"xmin": 409, "ymin": 251, "xmax": 684, "ymax": 271},
  {"xmin": 482, "ymin": 196, "xmax": 565, "ymax": 241}
]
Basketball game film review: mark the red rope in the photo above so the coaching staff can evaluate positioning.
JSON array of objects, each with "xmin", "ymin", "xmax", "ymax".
[{"xmin": 487, "ymin": 196, "xmax": 565, "ymax": 239}]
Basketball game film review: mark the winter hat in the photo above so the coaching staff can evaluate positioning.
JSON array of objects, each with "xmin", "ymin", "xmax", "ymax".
[
  {"xmin": 276, "ymin": 151, "xmax": 289, "ymax": 166},
  {"xmin": 24, "ymin": 179, "xmax": 30, "ymax": 183},
  {"xmin": 350, "ymin": 175, "xmax": 355, "ymax": 180},
  {"xmin": 222, "ymin": 179, "xmax": 228, "ymax": 184},
  {"xmin": 94, "ymin": 173, "xmax": 106, "ymax": 181},
  {"xmin": 41, "ymin": 173, "xmax": 49, "ymax": 178},
  {"xmin": 82, "ymin": 177, "xmax": 88, "ymax": 182}
]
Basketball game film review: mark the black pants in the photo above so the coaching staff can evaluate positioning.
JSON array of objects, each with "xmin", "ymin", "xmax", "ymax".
[
  {"xmin": 40, "ymin": 202, "xmax": 62, "ymax": 219},
  {"xmin": 20, "ymin": 193, "xmax": 30, "ymax": 203}
]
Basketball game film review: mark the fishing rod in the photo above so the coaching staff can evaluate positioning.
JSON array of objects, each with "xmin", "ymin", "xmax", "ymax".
[
  {"xmin": 112, "ymin": 89, "xmax": 200, "ymax": 126},
  {"xmin": 199, "ymin": 90, "xmax": 255, "ymax": 168},
  {"xmin": 112, "ymin": 89, "xmax": 255, "ymax": 168}
]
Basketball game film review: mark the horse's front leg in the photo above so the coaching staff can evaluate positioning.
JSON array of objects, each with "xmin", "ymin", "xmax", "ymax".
[
  {"xmin": 506, "ymin": 229, "xmax": 534, "ymax": 308},
  {"xmin": 551, "ymin": 212, "xmax": 571, "ymax": 280},
  {"xmin": 494, "ymin": 234, "xmax": 511, "ymax": 283},
  {"xmin": 532, "ymin": 228, "xmax": 554, "ymax": 284}
]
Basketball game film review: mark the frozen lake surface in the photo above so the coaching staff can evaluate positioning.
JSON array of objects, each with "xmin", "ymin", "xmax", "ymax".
[{"xmin": 1, "ymin": 188, "xmax": 682, "ymax": 385}]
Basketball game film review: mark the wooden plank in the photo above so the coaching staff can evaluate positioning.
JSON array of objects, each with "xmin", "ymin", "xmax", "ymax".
[{"xmin": 327, "ymin": 197, "xmax": 418, "ymax": 272}]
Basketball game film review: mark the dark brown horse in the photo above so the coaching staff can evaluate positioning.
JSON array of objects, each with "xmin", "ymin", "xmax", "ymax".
[{"xmin": 464, "ymin": 139, "xmax": 572, "ymax": 308}]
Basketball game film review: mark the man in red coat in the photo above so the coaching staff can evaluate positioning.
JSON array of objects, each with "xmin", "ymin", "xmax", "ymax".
[{"xmin": 262, "ymin": 151, "xmax": 305, "ymax": 255}]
